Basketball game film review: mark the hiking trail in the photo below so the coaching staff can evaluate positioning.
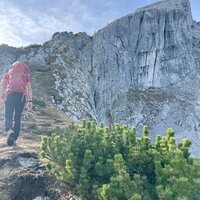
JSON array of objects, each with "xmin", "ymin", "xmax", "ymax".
[{"xmin": 0, "ymin": 105, "xmax": 78, "ymax": 200}]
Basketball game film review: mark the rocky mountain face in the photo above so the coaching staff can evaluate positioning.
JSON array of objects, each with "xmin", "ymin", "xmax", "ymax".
[{"xmin": 1, "ymin": 0, "xmax": 200, "ymax": 157}]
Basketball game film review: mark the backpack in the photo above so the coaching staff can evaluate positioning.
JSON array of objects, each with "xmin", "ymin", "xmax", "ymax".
[{"xmin": 6, "ymin": 62, "xmax": 30, "ymax": 96}]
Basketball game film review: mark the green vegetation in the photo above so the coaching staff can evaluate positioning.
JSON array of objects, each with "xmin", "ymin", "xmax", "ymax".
[{"xmin": 40, "ymin": 119, "xmax": 200, "ymax": 200}]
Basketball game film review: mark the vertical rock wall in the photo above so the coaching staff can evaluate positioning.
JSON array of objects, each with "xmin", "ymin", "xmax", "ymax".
[{"xmin": 92, "ymin": 0, "xmax": 195, "ymax": 125}]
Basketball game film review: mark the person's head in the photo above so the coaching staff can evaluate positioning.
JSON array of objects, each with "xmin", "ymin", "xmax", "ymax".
[{"xmin": 12, "ymin": 61, "xmax": 29, "ymax": 74}]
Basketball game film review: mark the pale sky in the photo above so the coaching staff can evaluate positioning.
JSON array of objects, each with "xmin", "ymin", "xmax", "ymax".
[{"xmin": 0, "ymin": 0, "xmax": 199, "ymax": 47}]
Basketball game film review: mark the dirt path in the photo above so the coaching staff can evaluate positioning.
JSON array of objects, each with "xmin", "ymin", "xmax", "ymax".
[{"xmin": 0, "ymin": 105, "xmax": 78, "ymax": 200}]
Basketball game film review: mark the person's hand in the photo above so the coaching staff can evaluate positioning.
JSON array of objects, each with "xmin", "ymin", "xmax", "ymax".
[{"xmin": 26, "ymin": 102, "xmax": 32, "ymax": 111}]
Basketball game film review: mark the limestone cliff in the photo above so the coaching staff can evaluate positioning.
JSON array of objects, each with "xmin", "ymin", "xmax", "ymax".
[{"xmin": 1, "ymin": 0, "xmax": 200, "ymax": 157}]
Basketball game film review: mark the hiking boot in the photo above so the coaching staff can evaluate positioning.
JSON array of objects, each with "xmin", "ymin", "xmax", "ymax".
[{"xmin": 7, "ymin": 129, "xmax": 15, "ymax": 146}]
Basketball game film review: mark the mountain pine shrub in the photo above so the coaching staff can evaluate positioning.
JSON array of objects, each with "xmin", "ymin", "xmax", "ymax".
[{"xmin": 40, "ymin": 119, "xmax": 200, "ymax": 200}]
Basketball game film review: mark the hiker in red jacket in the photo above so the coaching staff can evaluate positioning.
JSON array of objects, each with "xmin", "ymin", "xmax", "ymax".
[{"xmin": 0, "ymin": 61, "xmax": 33, "ymax": 146}]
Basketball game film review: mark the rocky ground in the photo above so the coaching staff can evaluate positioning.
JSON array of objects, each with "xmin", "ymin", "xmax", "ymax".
[{"xmin": 0, "ymin": 104, "xmax": 79, "ymax": 200}]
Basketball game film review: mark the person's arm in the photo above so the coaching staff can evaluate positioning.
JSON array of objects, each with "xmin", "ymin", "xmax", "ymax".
[
  {"xmin": 0, "ymin": 78, "xmax": 8, "ymax": 106},
  {"xmin": 0, "ymin": 78, "xmax": 7, "ymax": 96},
  {"xmin": 26, "ymin": 82, "xmax": 33, "ymax": 110}
]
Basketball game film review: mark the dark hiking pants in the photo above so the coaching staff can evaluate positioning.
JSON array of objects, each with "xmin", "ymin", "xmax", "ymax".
[{"xmin": 5, "ymin": 92, "xmax": 26, "ymax": 140}]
